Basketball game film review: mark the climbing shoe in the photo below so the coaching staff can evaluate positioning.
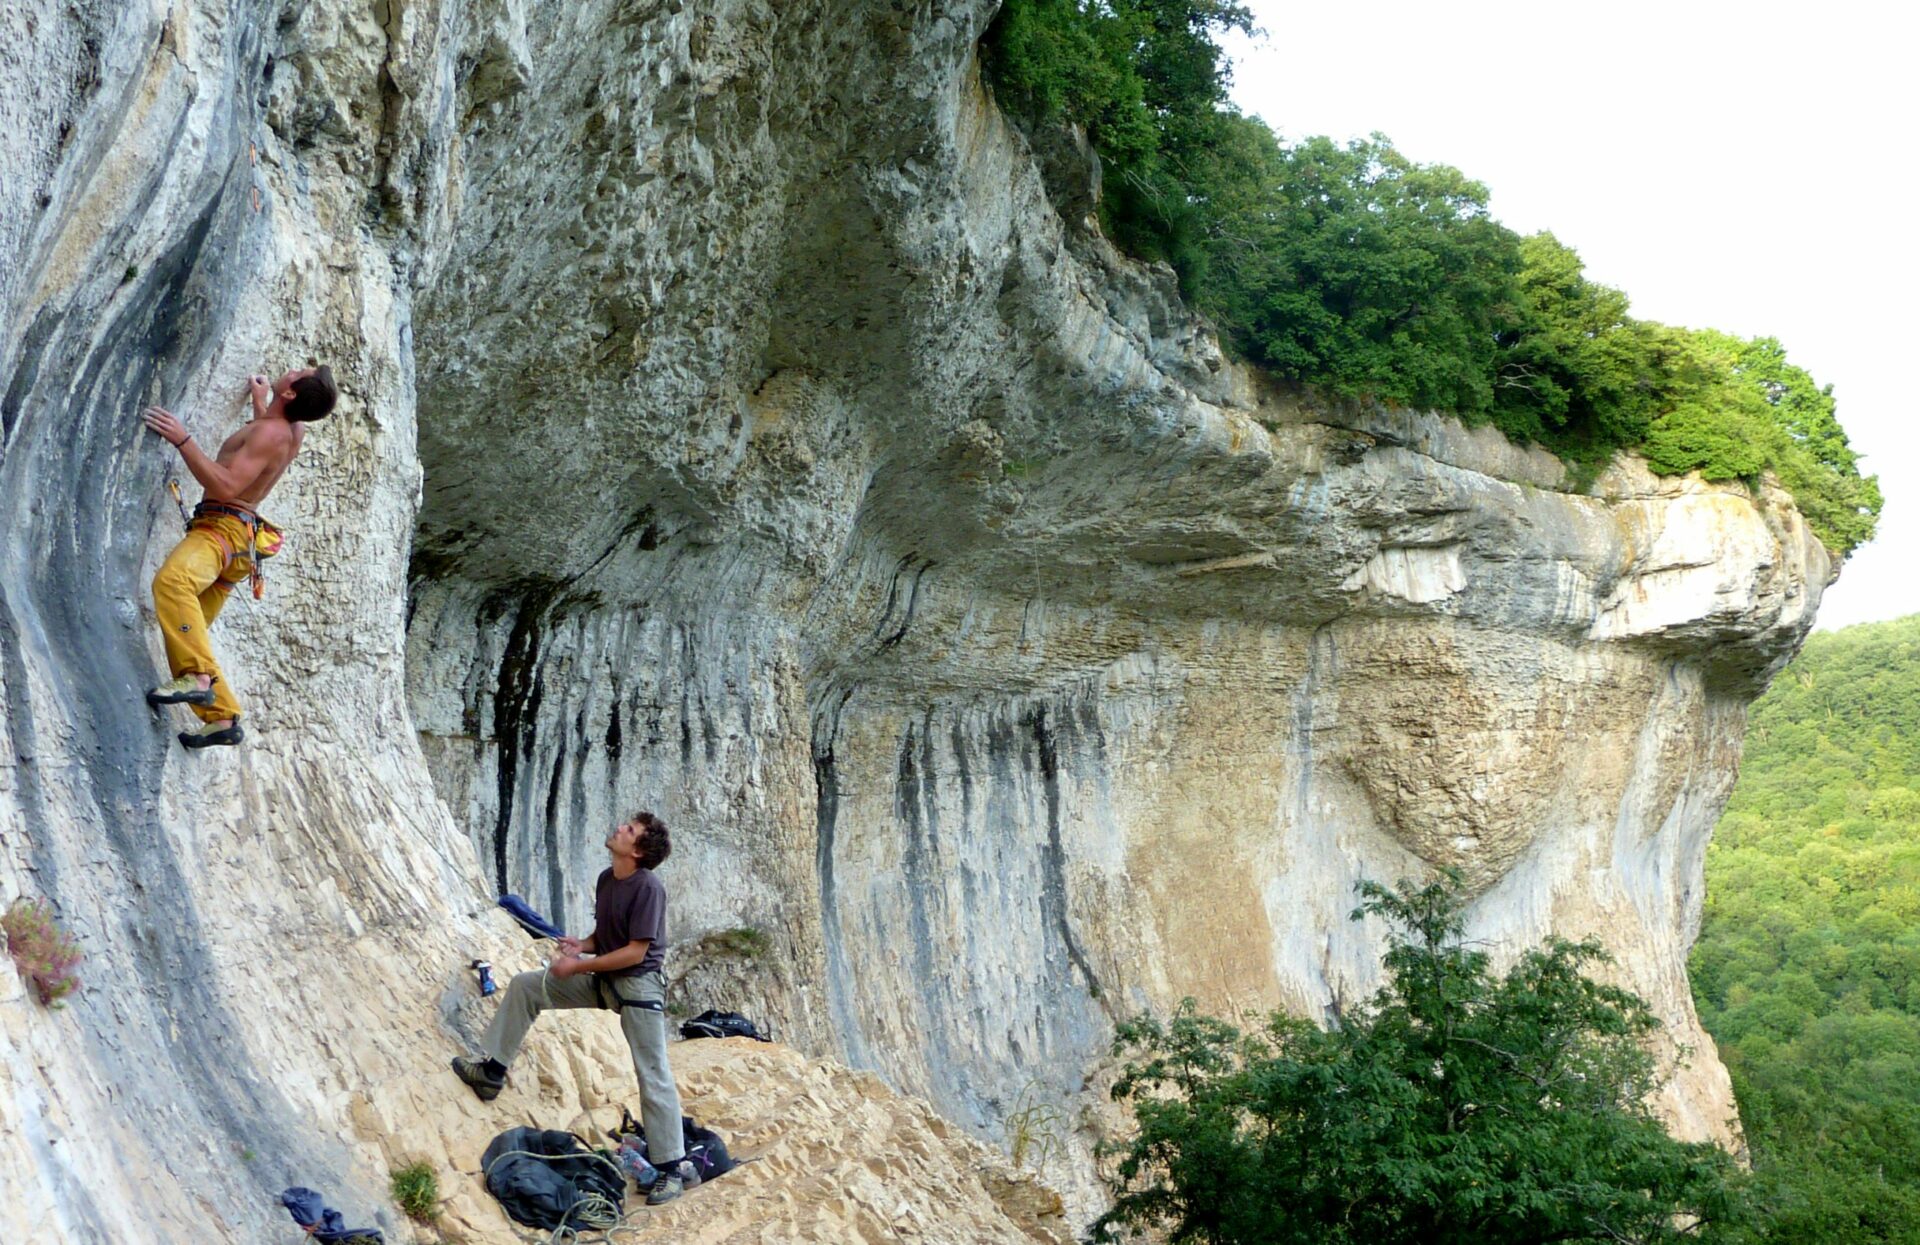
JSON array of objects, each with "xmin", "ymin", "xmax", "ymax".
[
  {"xmin": 178, "ymin": 721, "xmax": 244, "ymax": 749},
  {"xmin": 147, "ymin": 675, "xmax": 215, "ymax": 707},
  {"xmin": 646, "ymin": 1171, "xmax": 684, "ymax": 1206},
  {"xmin": 451, "ymin": 1055, "xmax": 505, "ymax": 1102}
]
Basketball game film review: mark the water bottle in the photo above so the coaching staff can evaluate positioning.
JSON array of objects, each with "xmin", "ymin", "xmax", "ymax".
[
  {"xmin": 615, "ymin": 1140, "xmax": 657, "ymax": 1188},
  {"xmin": 471, "ymin": 960, "xmax": 497, "ymax": 997}
]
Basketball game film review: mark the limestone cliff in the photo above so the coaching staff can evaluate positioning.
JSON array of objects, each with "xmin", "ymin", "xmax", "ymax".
[{"xmin": 0, "ymin": 1, "xmax": 1828, "ymax": 1240}]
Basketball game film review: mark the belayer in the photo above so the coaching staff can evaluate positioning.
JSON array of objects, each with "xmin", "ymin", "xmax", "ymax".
[
  {"xmin": 453, "ymin": 812, "xmax": 690, "ymax": 1206},
  {"xmin": 141, "ymin": 365, "xmax": 337, "ymax": 748}
]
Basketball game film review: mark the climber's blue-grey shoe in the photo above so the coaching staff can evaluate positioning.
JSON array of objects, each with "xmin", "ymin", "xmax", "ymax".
[
  {"xmin": 179, "ymin": 721, "xmax": 244, "ymax": 749},
  {"xmin": 147, "ymin": 675, "xmax": 215, "ymax": 707}
]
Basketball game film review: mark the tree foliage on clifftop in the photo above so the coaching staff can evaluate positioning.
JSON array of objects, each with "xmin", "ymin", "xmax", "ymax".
[
  {"xmin": 1095, "ymin": 876, "xmax": 1754, "ymax": 1244},
  {"xmin": 1691, "ymin": 616, "xmax": 1920, "ymax": 1242},
  {"xmin": 981, "ymin": 1, "xmax": 1880, "ymax": 554}
]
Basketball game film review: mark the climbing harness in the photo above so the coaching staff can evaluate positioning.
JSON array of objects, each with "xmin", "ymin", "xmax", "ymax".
[
  {"xmin": 595, "ymin": 974, "xmax": 666, "ymax": 1014},
  {"xmin": 532, "ymin": 963, "xmax": 661, "ymax": 1015},
  {"xmin": 168, "ymin": 492, "xmax": 286, "ymax": 600}
]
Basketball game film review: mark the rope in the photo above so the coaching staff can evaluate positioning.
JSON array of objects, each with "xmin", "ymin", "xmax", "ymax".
[
  {"xmin": 482, "ymin": 1145, "xmax": 645, "ymax": 1245},
  {"xmin": 296, "ymin": 1211, "xmax": 381, "ymax": 1244}
]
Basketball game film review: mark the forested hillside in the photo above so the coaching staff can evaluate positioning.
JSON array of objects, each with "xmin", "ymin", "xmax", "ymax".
[
  {"xmin": 982, "ymin": 0, "xmax": 1881, "ymax": 553},
  {"xmin": 1693, "ymin": 616, "xmax": 1920, "ymax": 1241}
]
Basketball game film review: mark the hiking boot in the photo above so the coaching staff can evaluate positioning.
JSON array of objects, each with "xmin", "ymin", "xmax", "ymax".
[
  {"xmin": 147, "ymin": 675, "xmax": 215, "ymax": 707},
  {"xmin": 450, "ymin": 1055, "xmax": 505, "ymax": 1102},
  {"xmin": 179, "ymin": 721, "xmax": 244, "ymax": 749},
  {"xmin": 646, "ymin": 1172, "xmax": 684, "ymax": 1206}
]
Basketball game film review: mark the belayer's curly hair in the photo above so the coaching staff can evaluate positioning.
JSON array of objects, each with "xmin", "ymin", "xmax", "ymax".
[{"xmin": 633, "ymin": 811, "xmax": 671, "ymax": 870}]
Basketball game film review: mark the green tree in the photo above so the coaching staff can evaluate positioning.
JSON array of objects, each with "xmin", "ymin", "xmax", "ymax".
[
  {"xmin": 980, "ymin": 6, "xmax": 1879, "ymax": 556},
  {"xmin": 982, "ymin": 0, "xmax": 1254, "ymax": 281},
  {"xmin": 1638, "ymin": 328, "xmax": 1778, "ymax": 481},
  {"xmin": 1202, "ymin": 135, "xmax": 1522, "ymax": 418},
  {"xmin": 1692, "ymin": 616, "xmax": 1920, "ymax": 1243},
  {"xmin": 1096, "ymin": 876, "xmax": 1753, "ymax": 1244},
  {"xmin": 1729, "ymin": 337, "xmax": 1883, "ymax": 555},
  {"xmin": 1491, "ymin": 232, "xmax": 1660, "ymax": 453}
]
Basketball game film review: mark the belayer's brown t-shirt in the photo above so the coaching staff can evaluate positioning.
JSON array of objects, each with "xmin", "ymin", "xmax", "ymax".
[{"xmin": 592, "ymin": 867, "xmax": 666, "ymax": 977}]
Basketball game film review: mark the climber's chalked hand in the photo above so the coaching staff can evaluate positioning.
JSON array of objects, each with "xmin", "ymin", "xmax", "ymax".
[{"xmin": 141, "ymin": 405, "xmax": 188, "ymax": 448}]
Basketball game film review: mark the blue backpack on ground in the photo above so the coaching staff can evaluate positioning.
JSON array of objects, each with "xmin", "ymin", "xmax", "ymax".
[{"xmin": 279, "ymin": 1187, "xmax": 384, "ymax": 1243}]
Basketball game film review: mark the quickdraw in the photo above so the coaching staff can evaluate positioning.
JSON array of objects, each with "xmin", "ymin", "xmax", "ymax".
[{"xmin": 249, "ymin": 520, "xmax": 263, "ymax": 599}]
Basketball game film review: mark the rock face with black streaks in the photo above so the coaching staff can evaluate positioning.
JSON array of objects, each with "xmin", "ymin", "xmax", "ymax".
[{"xmin": 1, "ymin": 1, "xmax": 1827, "ymax": 1239}]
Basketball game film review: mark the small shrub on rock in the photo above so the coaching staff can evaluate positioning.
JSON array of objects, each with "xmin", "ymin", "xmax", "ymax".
[
  {"xmin": 2, "ymin": 898, "xmax": 83, "ymax": 1007},
  {"xmin": 704, "ymin": 927, "xmax": 770, "ymax": 959},
  {"xmin": 390, "ymin": 1161, "xmax": 439, "ymax": 1222}
]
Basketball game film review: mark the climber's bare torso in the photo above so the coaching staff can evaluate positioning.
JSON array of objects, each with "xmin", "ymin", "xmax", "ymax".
[
  {"xmin": 206, "ymin": 417, "xmax": 303, "ymax": 507},
  {"xmin": 141, "ymin": 368, "xmax": 318, "ymax": 507}
]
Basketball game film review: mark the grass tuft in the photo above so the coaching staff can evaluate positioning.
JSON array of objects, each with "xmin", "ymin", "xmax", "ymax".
[
  {"xmin": 1004, "ymin": 1080, "xmax": 1065, "ymax": 1171},
  {"xmin": 702, "ymin": 927, "xmax": 770, "ymax": 959},
  {"xmin": 389, "ymin": 1161, "xmax": 439, "ymax": 1223}
]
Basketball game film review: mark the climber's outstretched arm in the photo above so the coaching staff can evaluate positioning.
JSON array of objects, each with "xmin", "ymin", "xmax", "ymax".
[{"xmin": 142, "ymin": 405, "xmax": 284, "ymax": 501}]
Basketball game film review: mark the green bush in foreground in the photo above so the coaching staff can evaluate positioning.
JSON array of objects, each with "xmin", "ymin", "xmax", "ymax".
[
  {"xmin": 981, "ymin": 1, "xmax": 1879, "ymax": 554},
  {"xmin": 389, "ymin": 1161, "xmax": 439, "ymax": 1223},
  {"xmin": 1095, "ymin": 875, "xmax": 1754, "ymax": 1244}
]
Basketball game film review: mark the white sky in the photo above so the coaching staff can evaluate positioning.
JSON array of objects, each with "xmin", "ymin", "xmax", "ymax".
[{"xmin": 1223, "ymin": 0, "xmax": 1917, "ymax": 629}]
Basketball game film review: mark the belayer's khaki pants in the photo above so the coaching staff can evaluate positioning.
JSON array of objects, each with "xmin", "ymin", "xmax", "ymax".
[{"xmin": 482, "ymin": 967, "xmax": 686, "ymax": 1164}]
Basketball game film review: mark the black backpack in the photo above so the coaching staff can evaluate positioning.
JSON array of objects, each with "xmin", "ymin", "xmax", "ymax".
[
  {"xmin": 481, "ymin": 1127, "xmax": 624, "ymax": 1232},
  {"xmin": 682, "ymin": 1119, "xmax": 737, "ymax": 1182},
  {"xmin": 679, "ymin": 1009, "xmax": 771, "ymax": 1041}
]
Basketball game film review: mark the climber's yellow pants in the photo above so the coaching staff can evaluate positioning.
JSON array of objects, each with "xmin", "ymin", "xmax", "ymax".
[{"xmin": 151, "ymin": 517, "xmax": 252, "ymax": 724}]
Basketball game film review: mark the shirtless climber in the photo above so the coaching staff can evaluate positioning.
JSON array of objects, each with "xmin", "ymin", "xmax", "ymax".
[{"xmin": 141, "ymin": 366, "xmax": 336, "ymax": 748}]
